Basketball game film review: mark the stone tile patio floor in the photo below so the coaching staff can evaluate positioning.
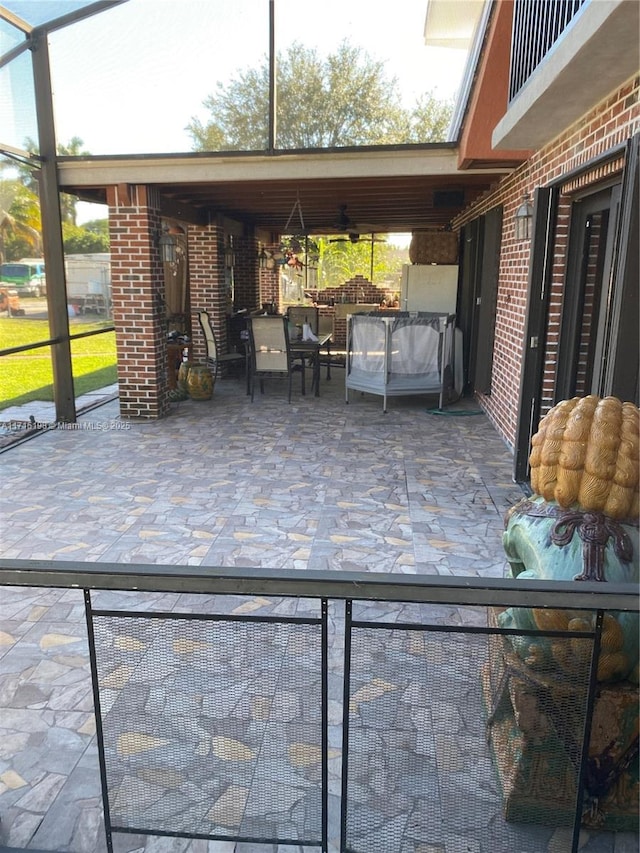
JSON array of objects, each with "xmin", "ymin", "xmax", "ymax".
[{"xmin": 0, "ymin": 372, "xmax": 636, "ymax": 852}]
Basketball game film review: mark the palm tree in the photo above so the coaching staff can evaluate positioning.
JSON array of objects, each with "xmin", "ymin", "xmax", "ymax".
[
  {"xmin": 19, "ymin": 136, "xmax": 89, "ymax": 226},
  {"xmin": 0, "ymin": 210, "xmax": 42, "ymax": 263},
  {"xmin": 57, "ymin": 137, "xmax": 89, "ymax": 226},
  {"xmin": 0, "ymin": 181, "xmax": 43, "ymax": 263}
]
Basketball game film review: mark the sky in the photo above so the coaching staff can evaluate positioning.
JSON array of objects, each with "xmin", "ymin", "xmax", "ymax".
[
  {"xmin": 46, "ymin": 0, "xmax": 471, "ymax": 155},
  {"xmin": 2, "ymin": 0, "xmax": 474, "ymax": 222}
]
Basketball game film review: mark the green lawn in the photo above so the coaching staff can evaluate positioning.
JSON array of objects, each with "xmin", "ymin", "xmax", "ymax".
[{"xmin": 0, "ymin": 317, "xmax": 117, "ymax": 411}]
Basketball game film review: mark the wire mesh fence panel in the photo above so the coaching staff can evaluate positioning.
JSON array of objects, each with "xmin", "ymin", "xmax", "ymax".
[
  {"xmin": 341, "ymin": 603, "xmax": 604, "ymax": 853},
  {"xmin": 0, "ymin": 567, "xmax": 636, "ymax": 853},
  {"xmin": 89, "ymin": 608, "xmax": 327, "ymax": 848}
]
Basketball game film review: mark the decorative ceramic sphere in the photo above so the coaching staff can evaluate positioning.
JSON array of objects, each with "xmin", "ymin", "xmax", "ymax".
[{"xmin": 529, "ymin": 395, "xmax": 639, "ymax": 520}]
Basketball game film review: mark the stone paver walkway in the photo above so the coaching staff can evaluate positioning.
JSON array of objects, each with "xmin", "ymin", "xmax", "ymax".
[{"xmin": 0, "ymin": 374, "xmax": 636, "ymax": 852}]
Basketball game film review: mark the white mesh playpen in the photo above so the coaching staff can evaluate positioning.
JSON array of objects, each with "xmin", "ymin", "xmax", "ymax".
[{"xmin": 345, "ymin": 311, "xmax": 456, "ymax": 412}]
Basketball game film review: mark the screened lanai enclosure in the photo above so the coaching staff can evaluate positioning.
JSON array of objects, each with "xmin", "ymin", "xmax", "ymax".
[
  {"xmin": 1, "ymin": 3, "xmax": 639, "ymax": 853},
  {"xmin": 0, "ymin": 0, "xmax": 492, "ymax": 424}
]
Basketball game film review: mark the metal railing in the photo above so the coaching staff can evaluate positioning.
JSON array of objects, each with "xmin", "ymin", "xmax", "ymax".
[
  {"xmin": 508, "ymin": 0, "xmax": 589, "ymax": 102},
  {"xmin": 0, "ymin": 559, "xmax": 637, "ymax": 853}
]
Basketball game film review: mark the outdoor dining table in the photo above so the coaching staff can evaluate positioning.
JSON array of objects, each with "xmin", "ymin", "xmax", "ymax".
[{"xmin": 242, "ymin": 331, "xmax": 332, "ymax": 397}]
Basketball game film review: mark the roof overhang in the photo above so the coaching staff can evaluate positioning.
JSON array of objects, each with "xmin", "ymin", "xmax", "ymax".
[
  {"xmin": 455, "ymin": 0, "xmax": 532, "ymax": 169},
  {"xmin": 424, "ymin": 1, "xmax": 530, "ymax": 169},
  {"xmin": 423, "ymin": 0, "xmax": 485, "ymax": 50},
  {"xmin": 58, "ymin": 146, "xmax": 509, "ymax": 234}
]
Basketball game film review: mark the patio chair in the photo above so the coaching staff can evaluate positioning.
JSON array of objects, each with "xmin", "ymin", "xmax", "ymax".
[
  {"xmin": 287, "ymin": 305, "xmax": 332, "ymax": 380},
  {"xmin": 196, "ymin": 309, "xmax": 245, "ymax": 381},
  {"xmin": 247, "ymin": 315, "xmax": 305, "ymax": 402}
]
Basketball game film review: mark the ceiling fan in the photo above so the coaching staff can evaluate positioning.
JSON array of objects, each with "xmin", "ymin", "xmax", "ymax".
[
  {"xmin": 326, "ymin": 205, "xmax": 382, "ymax": 242},
  {"xmin": 329, "ymin": 232, "xmax": 387, "ymax": 244}
]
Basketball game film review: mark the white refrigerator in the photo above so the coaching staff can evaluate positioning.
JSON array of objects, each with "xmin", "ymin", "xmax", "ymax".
[{"xmin": 400, "ymin": 264, "xmax": 459, "ymax": 313}]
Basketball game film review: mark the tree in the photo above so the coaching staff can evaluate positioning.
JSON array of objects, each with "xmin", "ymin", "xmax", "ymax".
[
  {"xmin": 187, "ymin": 41, "xmax": 452, "ymax": 151},
  {"xmin": 57, "ymin": 137, "xmax": 90, "ymax": 226},
  {"xmin": 1, "ymin": 137, "xmax": 105, "ymax": 261},
  {"xmin": 62, "ymin": 221, "xmax": 109, "ymax": 254},
  {"xmin": 0, "ymin": 181, "xmax": 42, "ymax": 262},
  {"xmin": 407, "ymin": 92, "xmax": 455, "ymax": 143},
  {"xmin": 80, "ymin": 219, "xmax": 110, "ymax": 240},
  {"xmin": 18, "ymin": 136, "xmax": 90, "ymax": 225},
  {"xmin": 316, "ymin": 236, "xmax": 405, "ymax": 290}
]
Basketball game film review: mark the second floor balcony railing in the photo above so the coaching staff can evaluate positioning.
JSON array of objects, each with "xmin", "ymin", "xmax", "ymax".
[
  {"xmin": 509, "ymin": 0, "xmax": 590, "ymax": 102},
  {"xmin": 0, "ymin": 559, "xmax": 637, "ymax": 853}
]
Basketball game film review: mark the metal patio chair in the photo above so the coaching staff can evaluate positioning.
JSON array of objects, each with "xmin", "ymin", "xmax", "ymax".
[
  {"xmin": 247, "ymin": 315, "xmax": 305, "ymax": 402},
  {"xmin": 196, "ymin": 309, "xmax": 245, "ymax": 381}
]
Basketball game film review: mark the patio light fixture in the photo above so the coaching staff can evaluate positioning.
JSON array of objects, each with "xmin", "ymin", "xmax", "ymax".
[
  {"xmin": 224, "ymin": 236, "xmax": 236, "ymax": 269},
  {"xmin": 514, "ymin": 193, "xmax": 534, "ymax": 241},
  {"xmin": 158, "ymin": 226, "xmax": 177, "ymax": 264}
]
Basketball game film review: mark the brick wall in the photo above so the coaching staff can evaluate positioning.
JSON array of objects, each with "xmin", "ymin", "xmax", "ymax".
[
  {"xmin": 108, "ymin": 193, "xmax": 259, "ymax": 415},
  {"xmin": 233, "ymin": 236, "xmax": 260, "ymax": 312},
  {"xmin": 189, "ymin": 229, "xmax": 261, "ymax": 365},
  {"xmin": 107, "ymin": 184, "xmax": 170, "ymax": 419},
  {"xmin": 258, "ymin": 242, "xmax": 282, "ymax": 310},
  {"xmin": 188, "ymin": 224, "xmax": 225, "ymax": 365},
  {"xmin": 293, "ymin": 276, "xmax": 395, "ymax": 348},
  {"xmin": 453, "ymin": 74, "xmax": 639, "ymax": 449}
]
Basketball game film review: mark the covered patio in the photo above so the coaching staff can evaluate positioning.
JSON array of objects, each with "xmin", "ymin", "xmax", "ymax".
[
  {"xmin": 0, "ymin": 377, "xmax": 523, "ymax": 853},
  {"xmin": 1, "ymin": 1, "xmax": 638, "ymax": 850}
]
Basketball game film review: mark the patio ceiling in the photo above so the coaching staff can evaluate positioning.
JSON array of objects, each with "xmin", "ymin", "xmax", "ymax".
[
  {"xmin": 157, "ymin": 172, "xmax": 498, "ymax": 234},
  {"xmin": 58, "ymin": 147, "xmax": 508, "ymax": 235}
]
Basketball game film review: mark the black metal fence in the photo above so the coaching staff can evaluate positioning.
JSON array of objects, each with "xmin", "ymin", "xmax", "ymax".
[
  {"xmin": 0, "ymin": 560, "xmax": 637, "ymax": 853},
  {"xmin": 85, "ymin": 595, "xmax": 328, "ymax": 850},
  {"xmin": 509, "ymin": 0, "xmax": 589, "ymax": 102}
]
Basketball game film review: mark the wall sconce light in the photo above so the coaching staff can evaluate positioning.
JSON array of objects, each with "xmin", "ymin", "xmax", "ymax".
[
  {"xmin": 224, "ymin": 237, "xmax": 237, "ymax": 269},
  {"xmin": 514, "ymin": 192, "xmax": 534, "ymax": 241},
  {"xmin": 158, "ymin": 226, "xmax": 177, "ymax": 264},
  {"xmin": 258, "ymin": 246, "xmax": 269, "ymax": 270}
]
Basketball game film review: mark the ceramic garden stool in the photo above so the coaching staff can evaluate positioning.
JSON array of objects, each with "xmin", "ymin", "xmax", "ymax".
[
  {"xmin": 186, "ymin": 364, "xmax": 214, "ymax": 400},
  {"xmin": 486, "ymin": 396, "xmax": 639, "ymax": 831}
]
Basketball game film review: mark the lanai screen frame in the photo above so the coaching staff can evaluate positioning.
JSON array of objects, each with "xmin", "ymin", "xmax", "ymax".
[
  {"xmin": 1, "ymin": 0, "xmax": 477, "ymax": 422},
  {"xmin": 1, "ymin": 1, "xmax": 128, "ymax": 423}
]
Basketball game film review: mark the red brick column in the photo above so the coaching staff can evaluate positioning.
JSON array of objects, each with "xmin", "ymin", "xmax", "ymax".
[
  {"xmin": 107, "ymin": 184, "xmax": 170, "ymax": 419},
  {"xmin": 188, "ymin": 223, "xmax": 226, "ymax": 365},
  {"xmin": 189, "ymin": 228, "xmax": 262, "ymax": 364},
  {"xmin": 234, "ymin": 235, "xmax": 260, "ymax": 311}
]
